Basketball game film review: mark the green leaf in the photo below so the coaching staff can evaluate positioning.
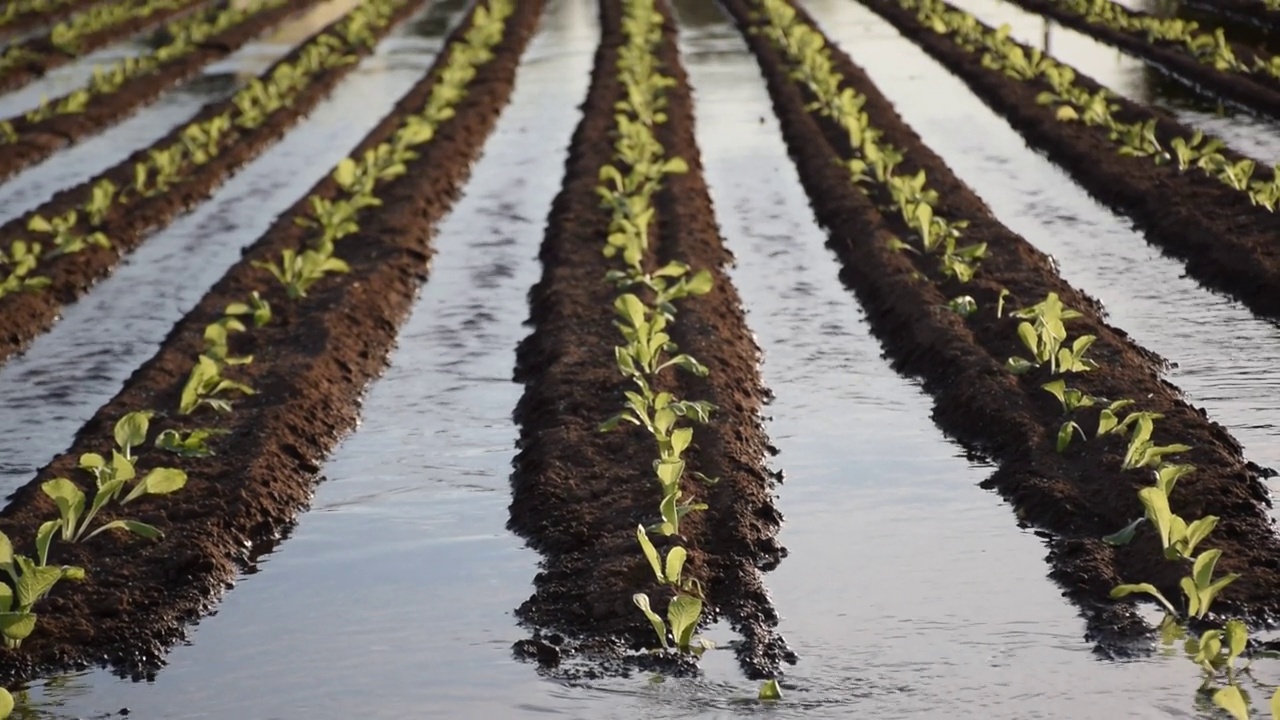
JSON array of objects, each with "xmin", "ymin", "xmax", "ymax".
[
  {"xmin": 113, "ymin": 411, "xmax": 151, "ymax": 452},
  {"xmin": 1225, "ymin": 619, "xmax": 1247, "ymax": 667},
  {"xmin": 110, "ymin": 450, "xmax": 136, "ymax": 482},
  {"xmin": 84, "ymin": 520, "xmax": 163, "ymax": 541},
  {"xmin": 41, "ymin": 478, "xmax": 84, "ymax": 537},
  {"xmin": 664, "ymin": 546, "xmax": 687, "ymax": 585},
  {"xmin": 0, "ymin": 687, "xmax": 13, "ymax": 717},
  {"xmin": 758, "ymin": 679, "xmax": 782, "ymax": 701},
  {"xmin": 0, "ymin": 612, "xmax": 36, "ymax": 644},
  {"xmin": 1194, "ymin": 549, "xmax": 1223, "ymax": 591},
  {"xmin": 636, "ymin": 525, "xmax": 662, "ymax": 583},
  {"xmin": 632, "ymin": 593, "xmax": 668, "ymax": 650},
  {"xmin": 684, "ymin": 270, "xmax": 713, "ymax": 296},
  {"xmin": 1101, "ymin": 517, "xmax": 1144, "ymax": 546},
  {"xmin": 1156, "ymin": 463, "xmax": 1196, "ymax": 496},
  {"xmin": 0, "ymin": 533, "xmax": 11, "ymax": 570},
  {"xmin": 1138, "ymin": 486, "xmax": 1174, "ymax": 552},
  {"xmin": 1269, "ymin": 686, "xmax": 1280, "ymax": 719},
  {"xmin": 670, "ymin": 427, "xmax": 693, "ymax": 458},
  {"xmin": 1182, "ymin": 516, "xmax": 1219, "ymax": 558},
  {"xmin": 1111, "ymin": 582, "xmax": 1177, "ymax": 616},
  {"xmin": 35, "ymin": 521, "xmax": 58, "ymax": 567},
  {"xmin": 667, "ymin": 594, "xmax": 703, "ymax": 650},
  {"xmin": 16, "ymin": 564, "xmax": 64, "ymax": 608},
  {"xmin": 656, "ymin": 460, "xmax": 684, "ymax": 490},
  {"xmin": 123, "ymin": 468, "xmax": 187, "ymax": 504},
  {"xmin": 1056, "ymin": 421, "xmax": 1080, "ymax": 453},
  {"xmin": 1213, "ymin": 685, "xmax": 1250, "ymax": 720},
  {"xmin": 1041, "ymin": 379, "xmax": 1066, "ymax": 407}
]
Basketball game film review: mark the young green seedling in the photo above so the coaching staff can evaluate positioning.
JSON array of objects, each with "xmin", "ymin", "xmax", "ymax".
[{"xmin": 0, "ymin": 530, "xmax": 84, "ymax": 649}]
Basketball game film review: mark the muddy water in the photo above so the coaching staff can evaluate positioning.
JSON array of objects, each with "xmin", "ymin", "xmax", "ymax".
[
  {"xmin": 0, "ymin": 0, "xmax": 371, "ymax": 224},
  {"xmin": 938, "ymin": 0, "xmax": 1280, "ymax": 166},
  {"xmin": 0, "ymin": 0, "xmax": 470, "ymax": 490},
  {"xmin": 805, "ymin": 0, "xmax": 1280, "ymax": 476}
]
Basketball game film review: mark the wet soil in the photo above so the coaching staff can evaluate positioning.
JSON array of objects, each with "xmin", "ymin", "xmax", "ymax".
[
  {"xmin": 721, "ymin": 0, "xmax": 1280, "ymax": 650},
  {"xmin": 0, "ymin": 0, "xmax": 428, "ymax": 369},
  {"xmin": 1003, "ymin": 0, "xmax": 1280, "ymax": 120},
  {"xmin": 508, "ymin": 0, "xmax": 789, "ymax": 680},
  {"xmin": 0, "ymin": 0, "xmax": 545, "ymax": 686},
  {"xmin": 0, "ymin": 0, "xmax": 321, "ymax": 182},
  {"xmin": 0, "ymin": 0, "xmax": 212, "ymax": 95},
  {"xmin": 850, "ymin": 0, "xmax": 1280, "ymax": 325}
]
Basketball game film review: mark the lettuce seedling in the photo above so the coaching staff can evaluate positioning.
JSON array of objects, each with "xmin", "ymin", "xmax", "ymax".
[
  {"xmin": 253, "ymin": 247, "xmax": 349, "ymax": 299},
  {"xmin": 156, "ymin": 428, "xmax": 227, "ymax": 457},
  {"xmin": 1122, "ymin": 415, "xmax": 1191, "ymax": 470},
  {"xmin": 179, "ymin": 355, "xmax": 255, "ymax": 414},
  {"xmin": 0, "ymin": 531, "xmax": 84, "ymax": 649},
  {"xmin": 0, "ymin": 241, "xmax": 50, "ymax": 300},
  {"xmin": 27, "ymin": 211, "xmax": 109, "ymax": 257},
  {"xmin": 225, "ymin": 291, "xmax": 272, "ymax": 328},
  {"xmin": 632, "ymin": 592, "xmax": 711, "ymax": 655}
]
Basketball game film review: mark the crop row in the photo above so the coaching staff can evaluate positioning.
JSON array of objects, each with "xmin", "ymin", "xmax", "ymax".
[
  {"xmin": 0, "ymin": 0, "xmax": 109, "ymax": 40},
  {"xmin": 727, "ymin": 0, "xmax": 1280, "ymax": 672},
  {"xmin": 1180, "ymin": 0, "xmax": 1280, "ymax": 33},
  {"xmin": 0, "ymin": 0, "xmax": 314, "ymax": 182},
  {"xmin": 0, "ymin": 0, "xmax": 537, "ymax": 691},
  {"xmin": 0, "ymin": 0, "xmax": 428, "ymax": 367},
  {"xmin": 598, "ymin": 0, "xmax": 717, "ymax": 659},
  {"xmin": 997, "ymin": 0, "xmax": 1280, "ymax": 120},
  {"xmin": 850, "ymin": 0, "xmax": 1280, "ymax": 321},
  {"xmin": 508, "ymin": 0, "xmax": 786, "ymax": 680},
  {"xmin": 0, "ymin": 0, "xmax": 210, "ymax": 95}
]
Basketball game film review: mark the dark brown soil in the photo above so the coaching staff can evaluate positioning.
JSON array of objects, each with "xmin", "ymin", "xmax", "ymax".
[
  {"xmin": 0, "ymin": 0, "xmax": 545, "ymax": 686},
  {"xmin": 1003, "ymin": 0, "xmax": 1280, "ymax": 120},
  {"xmin": 508, "ymin": 0, "xmax": 790, "ymax": 679},
  {"xmin": 0, "ymin": 0, "xmax": 212, "ymax": 95},
  {"xmin": 851, "ymin": 0, "xmax": 1280, "ymax": 325},
  {"xmin": 0, "ymin": 0, "xmax": 321, "ymax": 182},
  {"xmin": 721, "ymin": 0, "xmax": 1280, "ymax": 652},
  {"xmin": 0, "ymin": 0, "xmax": 113, "ymax": 41},
  {"xmin": 0, "ymin": 0, "xmax": 429, "ymax": 370}
]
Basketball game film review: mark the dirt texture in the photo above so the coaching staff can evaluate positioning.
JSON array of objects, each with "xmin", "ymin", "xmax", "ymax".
[
  {"xmin": 1002, "ymin": 0, "xmax": 1280, "ymax": 120},
  {"xmin": 0, "ymin": 0, "xmax": 545, "ymax": 686},
  {"xmin": 0, "ymin": 0, "xmax": 322, "ymax": 182},
  {"xmin": 0, "ymin": 0, "xmax": 429, "ymax": 370},
  {"xmin": 850, "ymin": 0, "xmax": 1280, "ymax": 325},
  {"xmin": 0, "ymin": 0, "xmax": 213, "ymax": 95},
  {"xmin": 508, "ymin": 0, "xmax": 790, "ymax": 680},
  {"xmin": 722, "ymin": 0, "xmax": 1280, "ymax": 653},
  {"xmin": 0, "ymin": 0, "xmax": 115, "ymax": 41}
]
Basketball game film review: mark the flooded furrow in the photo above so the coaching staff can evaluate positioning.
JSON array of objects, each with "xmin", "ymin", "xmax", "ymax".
[
  {"xmin": 0, "ymin": 0, "xmax": 470, "ymax": 493},
  {"xmin": 3, "ymin": 0, "xmax": 600, "ymax": 715},
  {"xmin": 0, "ymin": 0, "xmax": 375, "ymax": 223},
  {"xmin": 939, "ymin": 0, "xmax": 1280, "ymax": 165},
  {"xmin": 806, "ymin": 0, "xmax": 1280, "ymax": 475}
]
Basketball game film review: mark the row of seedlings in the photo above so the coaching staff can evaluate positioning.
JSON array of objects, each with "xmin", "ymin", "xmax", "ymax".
[
  {"xmin": 1028, "ymin": 0, "xmax": 1265, "ymax": 74},
  {"xmin": 855, "ymin": 0, "xmax": 1280, "ymax": 319},
  {"xmin": 0, "ymin": 0, "xmax": 316, "ymax": 181},
  {"xmin": 0, "ymin": 0, "xmax": 523, "ymax": 704},
  {"xmin": 0, "ymin": 0, "xmax": 113, "ymax": 39},
  {"xmin": 901, "ymin": 0, "xmax": 1280, "ymax": 212},
  {"xmin": 755, "ymin": 0, "xmax": 1275, "ymax": 715},
  {"xmin": 598, "ymin": 0, "xmax": 718, "ymax": 658},
  {"xmin": 0, "ymin": 0, "xmax": 210, "ymax": 94},
  {"xmin": 0, "ymin": 0, "xmax": 424, "ymax": 364}
]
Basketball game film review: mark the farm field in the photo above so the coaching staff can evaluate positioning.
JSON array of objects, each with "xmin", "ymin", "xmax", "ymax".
[{"xmin": 0, "ymin": 0, "xmax": 1279, "ymax": 717}]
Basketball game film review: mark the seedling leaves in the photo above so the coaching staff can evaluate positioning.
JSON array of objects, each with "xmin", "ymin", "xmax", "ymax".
[{"xmin": 1213, "ymin": 685, "xmax": 1249, "ymax": 720}]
